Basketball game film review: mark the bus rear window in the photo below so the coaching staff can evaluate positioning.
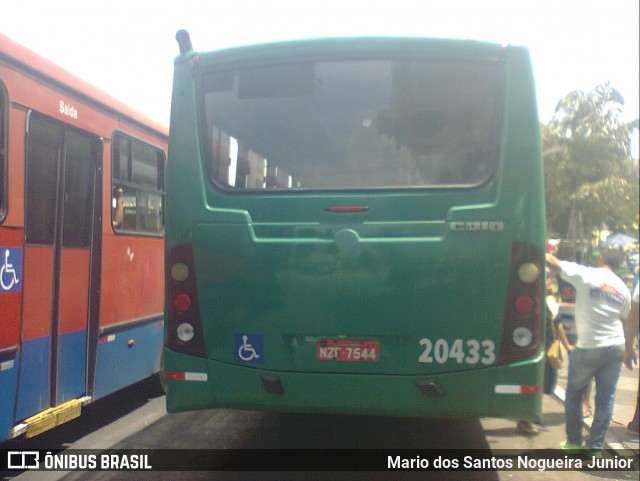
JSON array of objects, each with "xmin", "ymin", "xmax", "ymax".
[{"xmin": 202, "ymin": 58, "xmax": 504, "ymax": 191}]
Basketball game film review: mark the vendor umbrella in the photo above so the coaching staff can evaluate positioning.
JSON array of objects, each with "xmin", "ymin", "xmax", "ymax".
[{"xmin": 606, "ymin": 232, "xmax": 639, "ymax": 246}]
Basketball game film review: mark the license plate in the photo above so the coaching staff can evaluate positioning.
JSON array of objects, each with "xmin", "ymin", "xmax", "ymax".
[{"xmin": 316, "ymin": 339, "xmax": 379, "ymax": 362}]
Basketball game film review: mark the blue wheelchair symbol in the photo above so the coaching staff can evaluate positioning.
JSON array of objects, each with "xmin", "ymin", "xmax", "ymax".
[
  {"xmin": 234, "ymin": 334, "xmax": 264, "ymax": 364},
  {"xmin": 1, "ymin": 248, "xmax": 22, "ymax": 293}
]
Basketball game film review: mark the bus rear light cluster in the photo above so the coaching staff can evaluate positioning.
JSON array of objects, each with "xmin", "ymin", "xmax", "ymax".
[
  {"xmin": 167, "ymin": 244, "xmax": 207, "ymax": 357},
  {"xmin": 498, "ymin": 242, "xmax": 542, "ymax": 364}
]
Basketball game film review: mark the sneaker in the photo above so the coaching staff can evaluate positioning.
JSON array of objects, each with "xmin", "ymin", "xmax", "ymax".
[
  {"xmin": 583, "ymin": 440, "xmax": 602, "ymax": 457},
  {"xmin": 560, "ymin": 440, "xmax": 601, "ymax": 457},
  {"xmin": 517, "ymin": 420, "xmax": 539, "ymax": 435},
  {"xmin": 627, "ymin": 422, "xmax": 639, "ymax": 436},
  {"xmin": 559, "ymin": 440, "xmax": 584, "ymax": 453},
  {"xmin": 584, "ymin": 448, "xmax": 601, "ymax": 458}
]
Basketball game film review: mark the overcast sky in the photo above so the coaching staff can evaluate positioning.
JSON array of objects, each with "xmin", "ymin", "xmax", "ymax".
[{"xmin": 2, "ymin": 0, "xmax": 638, "ymax": 153}]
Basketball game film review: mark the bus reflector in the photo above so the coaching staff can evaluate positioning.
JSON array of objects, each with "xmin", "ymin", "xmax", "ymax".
[
  {"xmin": 165, "ymin": 371, "xmax": 208, "ymax": 382},
  {"xmin": 0, "ymin": 360, "xmax": 15, "ymax": 371},
  {"xmin": 494, "ymin": 384, "xmax": 540, "ymax": 395}
]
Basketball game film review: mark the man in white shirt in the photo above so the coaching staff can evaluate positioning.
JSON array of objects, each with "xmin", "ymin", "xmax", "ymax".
[{"xmin": 546, "ymin": 249, "xmax": 632, "ymax": 454}]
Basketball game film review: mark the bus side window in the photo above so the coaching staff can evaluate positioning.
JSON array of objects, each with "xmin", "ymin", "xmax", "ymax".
[
  {"xmin": 112, "ymin": 186, "xmax": 124, "ymax": 228},
  {"xmin": 111, "ymin": 132, "xmax": 165, "ymax": 234}
]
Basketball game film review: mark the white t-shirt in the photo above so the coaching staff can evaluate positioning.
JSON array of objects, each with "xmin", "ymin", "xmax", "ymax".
[{"xmin": 559, "ymin": 261, "xmax": 631, "ymax": 348}]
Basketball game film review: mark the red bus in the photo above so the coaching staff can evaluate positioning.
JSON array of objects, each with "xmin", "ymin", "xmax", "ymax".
[{"xmin": 0, "ymin": 34, "xmax": 167, "ymax": 442}]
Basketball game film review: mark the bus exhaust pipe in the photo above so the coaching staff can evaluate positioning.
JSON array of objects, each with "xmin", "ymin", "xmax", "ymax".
[{"xmin": 176, "ymin": 29, "xmax": 193, "ymax": 55}]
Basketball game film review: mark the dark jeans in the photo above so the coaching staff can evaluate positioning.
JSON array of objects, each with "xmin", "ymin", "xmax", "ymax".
[{"xmin": 565, "ymin": 345, "xmax": 624, "ymax": 449}]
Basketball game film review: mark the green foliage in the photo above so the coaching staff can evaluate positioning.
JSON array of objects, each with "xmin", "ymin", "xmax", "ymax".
[
  {"xmin": 571, "ymin": 174, "xmax": 639, "ymax": 233},
  {"xmin": 543, "ymin": 82, "xmax": 639, "ymax": 238}
]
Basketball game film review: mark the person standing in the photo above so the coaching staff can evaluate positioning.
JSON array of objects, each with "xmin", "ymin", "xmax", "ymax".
[
  {"xmin": 555, "ymin": 244, "xmax": 593, "ymax": 418},
  {"xmin": 555, "ymin": 307, "xmax": 594, "ymax": 418},
  {"xmin": 546, "ymin": 249, "xmax": 632, "ymax": 455},
  {"xmin": 624, "ymin": 282, "xmax": 639, "ymax": 435}
]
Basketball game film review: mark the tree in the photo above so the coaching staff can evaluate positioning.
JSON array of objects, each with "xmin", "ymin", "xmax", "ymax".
[
  {"xmin": 543, "ymin": 83, "xmax": 639, "ymax": 239},
  {"xmin": 571, "ymin": 173, "xmax": 639, "ymax": 235}
]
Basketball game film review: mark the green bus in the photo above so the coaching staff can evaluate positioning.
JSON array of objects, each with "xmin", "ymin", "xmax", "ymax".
[{"xmin": 164, "ymin": 30, "xmax": 545, "ymax": 422}]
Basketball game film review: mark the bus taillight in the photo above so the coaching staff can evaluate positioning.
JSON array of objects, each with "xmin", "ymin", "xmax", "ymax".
[
  {"xmin": 167, "ymin": 244, "xmax": 207, "ymax": 357},
  {"xmin": 514, "ymin": 295, "xmax": 535, "ymax": 315},
  {"xmin": 498, "ymin": 242, "xmax": 543, "ymax": 364}
]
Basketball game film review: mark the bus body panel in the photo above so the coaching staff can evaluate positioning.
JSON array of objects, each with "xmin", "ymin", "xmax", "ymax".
[
  {"xmin": 16, "ymin": 246, "xmax": 54, "ymax": 420},
  {"xmin": 0, "ymin": 353, "xmax": 18, "ymax": 441},
  {"xmin": 188, "ymin": 219, "xmax": 511, "ymax": 375},
  {"xmin": 0, "ymin": 147, "xmax": 22, "ymax": 437},
  {"xmin": 165, "ymin": 36, "xmax": 544, "ymax": 421},
  {"xmin": 14, "ymin": 337, "xmax": 50, "ymax": 422},
  {"xmin": 94, "ymin": 319, "xmax": 164, "ymax": 399},
  {"xmin": 0, "ymin": 229, "xmax": 23, "ymax": 351},
  {"xmin": 165, "ymin": 349, "xmax": 543, "ymax": 421},
  {"xmin": 0, "ymin": 33, "xmax": 167, "ymax": 442},
  {"xmin": 99, "ymin": 236, "xmax": 165, "ymax": 328}
]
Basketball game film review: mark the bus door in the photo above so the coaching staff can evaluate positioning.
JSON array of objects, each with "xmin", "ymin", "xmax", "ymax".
[{"xmin": 17, "ymin": 112, "xmax": 101, "ymax": 420}]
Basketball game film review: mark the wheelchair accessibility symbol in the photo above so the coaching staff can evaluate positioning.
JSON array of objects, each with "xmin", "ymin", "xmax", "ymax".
[
  {"xmin": 0, "ymin": 248, "xmax": 22, "ymax": 293},
  {"xmin": 234, "ymin": 334, "xmax": 264, "ymax": 364}
]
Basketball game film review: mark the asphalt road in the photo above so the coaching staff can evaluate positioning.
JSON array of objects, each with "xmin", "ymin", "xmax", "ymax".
[{"xmin": 3, "ymin": 374, "xmax": 638, "ymax": 481}]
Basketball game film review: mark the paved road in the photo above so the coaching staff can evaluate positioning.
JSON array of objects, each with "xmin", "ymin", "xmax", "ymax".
[
  {"xmin": 6, "ymin": 387, "xmax": 636, "ymax": 481},
  {"xmin": 4, "ymin": 364, "xmax": 638, "ymax": 481}
]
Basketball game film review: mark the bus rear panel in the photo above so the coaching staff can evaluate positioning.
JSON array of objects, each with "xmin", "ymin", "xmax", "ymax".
[{"xmin": 164, "ymin": 34, "xmax": 545, "ymax": 421}]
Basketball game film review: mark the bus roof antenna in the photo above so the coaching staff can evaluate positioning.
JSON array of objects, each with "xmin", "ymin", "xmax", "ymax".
[{"xmin": 176, "ymin": 30, "xmax": 193, "ymax": 55}]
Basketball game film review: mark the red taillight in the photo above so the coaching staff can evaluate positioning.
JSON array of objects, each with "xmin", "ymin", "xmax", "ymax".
[
  {"xmin": 174, "ymin": 294, "xmax": 192, "ymax": 312},
  {"xmin": 514, "ymin": 296, "xmax": 535, "ymax": 315},
  {"xmin": 166, "ymin": 244, "xmax": 207, "ymax": 357},
  {"xmin": 499, "ymin": 242, "xmax": 543, "ymax": 364}
]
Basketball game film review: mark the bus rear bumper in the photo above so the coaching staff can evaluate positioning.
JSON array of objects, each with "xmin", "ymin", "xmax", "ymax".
[{"xmin": 164, "ymin": 349, "xmax": 543, "ymax": 422}]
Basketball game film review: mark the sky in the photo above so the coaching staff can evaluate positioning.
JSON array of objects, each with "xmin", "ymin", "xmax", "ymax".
[{"xmin": 2, "ymin": 0, "xmax": 639, "ymax": 154}]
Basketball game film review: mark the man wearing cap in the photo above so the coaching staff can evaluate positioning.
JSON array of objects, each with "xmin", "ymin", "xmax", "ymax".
[{"xmin": 546, "ymin": 249, "xmax": 632, "ymax": 455}]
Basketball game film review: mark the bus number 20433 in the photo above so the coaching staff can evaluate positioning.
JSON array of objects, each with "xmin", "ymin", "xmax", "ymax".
[{"xmin": 418, "ymin": 338, "xmax": 495, "ymax": 365}]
